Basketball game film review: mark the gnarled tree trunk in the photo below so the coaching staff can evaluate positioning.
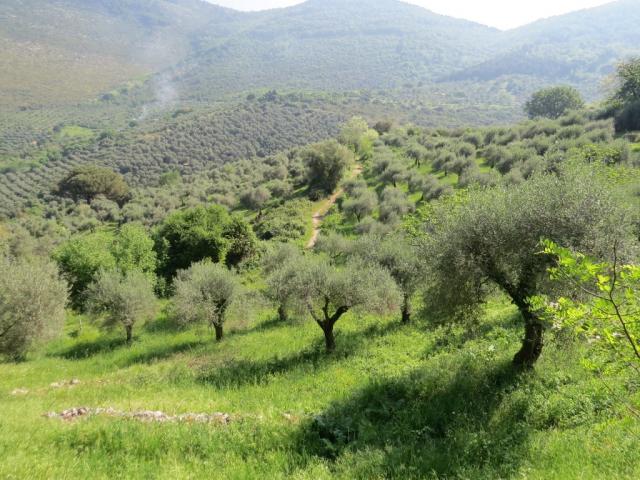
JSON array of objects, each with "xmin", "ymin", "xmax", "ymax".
[
  {"xmin": 125, "ymin": 324, "xmax": 133, "ymax": 344},
  {"xmin": 401, "ymin": 295, "xmax": 412, "ymax": 324},
  {"xmin": 322, "ymin": 325, "xmax": 336, "ymax": 352},
  {"xmin": 214, "ymin": 324, "xmax": 224, "ymax": 342},
  {"xmin": 513, "ymin": 309, "xmax": 544, "ymax": 367},
  {"xmin": 278, "ymin": 304, "xmax": 288, "ymax": 322}
]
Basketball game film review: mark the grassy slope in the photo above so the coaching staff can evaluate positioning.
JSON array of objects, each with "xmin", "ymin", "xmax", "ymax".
[{"xmin": 1, "ymin": 299, "xmax": 639, "ymax": 479}]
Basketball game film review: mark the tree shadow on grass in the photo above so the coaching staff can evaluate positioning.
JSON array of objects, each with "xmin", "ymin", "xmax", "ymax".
[
  {"xmin": 197, "ymin": 321, "xmax": 402, "ymax": 388},
  {"xmin": 294, "ymin": 360, "xmax": 532, "ymax": 479},
  {"xmin": 55, "ymin": 336, "xmax": 130, "ymax": 360},
  {"xmin": 117, "ymin": 340, "xmax": 206, "ymax": 367}
]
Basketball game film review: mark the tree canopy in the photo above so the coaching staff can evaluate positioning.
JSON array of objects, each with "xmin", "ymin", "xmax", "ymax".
[
  {"xmin": 525, "ymin": 86, "xmax": 585, "ymax": 119},
  {"xmin": 56, "ymin": 165, "xmax": 130, "ymax": 205},
  {"xmin": 421, "ymin": 163, "xmax": 634, "ymax": 367}
]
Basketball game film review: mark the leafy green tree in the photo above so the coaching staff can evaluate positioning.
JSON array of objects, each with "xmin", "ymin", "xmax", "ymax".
[
  {"xmin": 379, "ymin": 160, "xmax": 408, "ymax": 188},
  {"xmin": 155, "ymin": 206, "xmax": 255, "ymax": 279},
  {"xmin": 379, "ymin": 187, "xmax": 414, "ymax": 224},
  {"xmin": 223, "ymin": 216, "xmax": 258, "ymax": 269},
  {"xmin": 536, "ymin": 241, "xmax": 640, "ymax": 373},
  {"xmin": 525, "ymin": 86, "xmax": 585, "ymax": 119},
  {"xmin": 303, "ymin": 140, "xmax": 354, "ymax": 195},
  {"xmin": 86, "ymin": 270, "xmax": 157, "ymax": 344},
  {"xmin": 339, "ymin": 116, "xmax": 379, "ymax": 160},
  {"xmin": 55, "ymin": 224, "xmax": 157, "ymax": 307},
  {"xmin": 611, "ymin": 58, "xmax": 640, "ymax": 104},
  {"xmin": 172, "ymin": 261, "xmax": 242, "ymax": 341},
  {"xmin": 55, "ymin": 231, "xmax": 117, "ymax": 306},
  {"xmin": 342, "ymin": 188, "xmax": 378, "ymax": 222},
  {"xmin": 56, "ymin": 165, "xmax": 130, "ymax": 205},
  {"xmin": 0, "ymin": 257, "xmax": 68, "ymax": 360},
  {"xmin": 282, "ymin": 256, "xmax": 401, "ymax": 352},
  {"xmin": 111, "ymin": 224, "xmax": 158, "ymax": 283},
  {"xmin": 421, "ymin": 164, "xmax": 631, "ymax": 367},
  {"xmin": 240, "ymin": 186, "xmax": 272, "ymax": 213}
]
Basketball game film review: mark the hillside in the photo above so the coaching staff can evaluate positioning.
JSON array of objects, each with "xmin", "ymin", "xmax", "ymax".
[
  {"xmin": 448, "ymin": 0, "xmax": 640, "ymax": 98},
  {"xmin": 170, "ymin": 0, "xmax": 500, "ymax": 99},
  {"xmin": 0, "ymin": 0, "xmax": 240, "ymax": 108},
  {"xmin": 2, "ymin": 0, "xmax": 639, "ymax": 112}
]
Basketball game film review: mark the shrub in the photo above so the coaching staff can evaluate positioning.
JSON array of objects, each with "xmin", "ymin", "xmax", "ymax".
[{"xmin": 0, "ymin": 257, "xmax": 68, "ymax": 360}]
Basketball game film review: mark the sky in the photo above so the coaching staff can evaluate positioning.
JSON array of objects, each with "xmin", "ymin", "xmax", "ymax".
[{"xmin": 206, "ymin": 0, "xmax": 615, "ymax": 30}]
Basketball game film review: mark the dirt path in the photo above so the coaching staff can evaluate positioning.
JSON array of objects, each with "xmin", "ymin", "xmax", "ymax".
[{"xmin": 306, "ymin": 163, "xmax": 363, "ymax": 249}]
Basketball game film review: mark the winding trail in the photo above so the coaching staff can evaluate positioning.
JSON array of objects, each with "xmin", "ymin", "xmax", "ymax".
[{"xmin": 306, "ymin": 163, "xmax": 363, "ymax": 249}]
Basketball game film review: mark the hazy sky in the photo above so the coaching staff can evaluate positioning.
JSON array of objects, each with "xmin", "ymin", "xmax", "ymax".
[{"xmin": 207, "ymin": 0, "xmax": 615, "ymax": 30}]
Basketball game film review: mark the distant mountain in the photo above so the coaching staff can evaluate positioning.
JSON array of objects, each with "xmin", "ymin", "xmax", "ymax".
[
  {"xmin": 170, "ymin": 0, "xmax": 500, "ymax": 99},
  {"xmin": 447, "ymin": 0, "xmax": 640, "ymax": 98},
  {"xmin": 2, "ymin": 0, "xmax": 638, "ymax": 109},
  {"xmin": 0, "ymin": 0, "xmax": 239, "ymax": 107}
]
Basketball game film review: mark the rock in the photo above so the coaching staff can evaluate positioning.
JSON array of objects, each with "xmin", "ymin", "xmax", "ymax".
[
  {"xmin": 11, "ymin": 388, "xmax": 29, "ymax": 396},
  {"xmin": 50, "ymin": 379, "xmax": 81, "ymax": 388}
]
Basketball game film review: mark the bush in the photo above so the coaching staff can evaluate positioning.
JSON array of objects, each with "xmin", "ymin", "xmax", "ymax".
[{"xmin": 0, "ymin": 257, "xmax": 68, "ymax": 360}]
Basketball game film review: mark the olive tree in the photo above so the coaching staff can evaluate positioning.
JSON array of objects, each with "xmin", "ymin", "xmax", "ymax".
[
  {"xmin": 283, "ymin": 256, "xmax": 402, "ymax": 352},
  {"xmin": 342, "ymin": 188, "xmax": 378, "ymax": 222},
  {"xmin": 263, "ymin": 243, "xmax": 303, "ymax": 322},
  {"xmin": 0, "ymin": 257, "xmax": 68, "ymax": 360},
  {"xmin": 421, "ymin": 163, "xmax": 632, "ymax": 367},
  {"xmin": 351, "ymin": 235, "xmax": 422, "ymax": 323},
  {"xmin": 172, "ymin": 261, "xmax": 242, "ymax": 341},
  {"xmin": 86, "ymin": 270, "xmax": 157, "ymax": 343},
  {"xmin": 303, "ymin": 140, "xmax": 354, "ymax": 195}
]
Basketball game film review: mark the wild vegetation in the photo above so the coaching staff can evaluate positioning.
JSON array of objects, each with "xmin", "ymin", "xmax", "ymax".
[
  {"xmin": 2, "ymin": 70, "xmax": 640, "ymax": 475},
  {"xmin": 2, "ymin": 1, "xmax": 640, "ymax": 477}
]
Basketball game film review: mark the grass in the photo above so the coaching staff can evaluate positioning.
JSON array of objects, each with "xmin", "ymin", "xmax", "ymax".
[{"xmin": 1, "ymin": 299, "xmax": 639, "ymax": 479}]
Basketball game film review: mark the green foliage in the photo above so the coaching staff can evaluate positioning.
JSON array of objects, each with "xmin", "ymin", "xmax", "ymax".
[
  {"xmin": 612, "ymin": 58, "xmax": 640, "ymax": 105},
  {"xmin": 277, "ymin": 254, "xmax": 402, "ymax": 351},
  {"xmin": 338, "ymin": 117, "xmax": 378, "ymax": 160},
  {"xmin": 0, "ymin": 256, "xmax": 68, "ymax": 360},
  {"xmin": 155, "ymin": 205, "xmax": 256, "ymax": 279},
  {"xmin": 56, "ymin": 165, "xmax": 130, "ymax": 205},
  {"xmin": 254, "ymin": 200, "xmax": 311, "ymax": 242},
  {"xmin": 55, "ymin": 224, "xmax": 156, "ymax": 306},
  {"xmin": 86, "ymin": 269, "xmax": 157, "ymax": 343},
  {"xmin": 54, "ymin": 231, "xmax": 118, "ymax": 306},
  {"xmin": 538, "ymin": 241, "xmax": 640, "ymax": 374},
  {"xmin": 350, "ymin": 234, "xmax": 423, "ymax": 323},
  {"xmin": 421, "ymin": 163, "xmax": 632, "ymax": 366},
  {"xmin": 303, "ymin": 140, "xmax": 354, "ymax": 195},
  {"xmin": 525, "ymin": 86, "xmax": 585, "ymax": 119},
  {"xmin": 172, "ymin": 260, "xmax": 242, "ymax": 341}
]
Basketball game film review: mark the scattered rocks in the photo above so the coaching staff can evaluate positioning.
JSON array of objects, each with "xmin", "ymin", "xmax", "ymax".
[
  {"xmin": 10, "ymin": 388, "xmax": 29, "ymax": 396},
  {"xmin": 44, "ymin": 407, "xmax": 231, "ymax": 425},
  {"xmin": 50, "ymin": 379, "xmax": 81, "ymax": 389}
]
